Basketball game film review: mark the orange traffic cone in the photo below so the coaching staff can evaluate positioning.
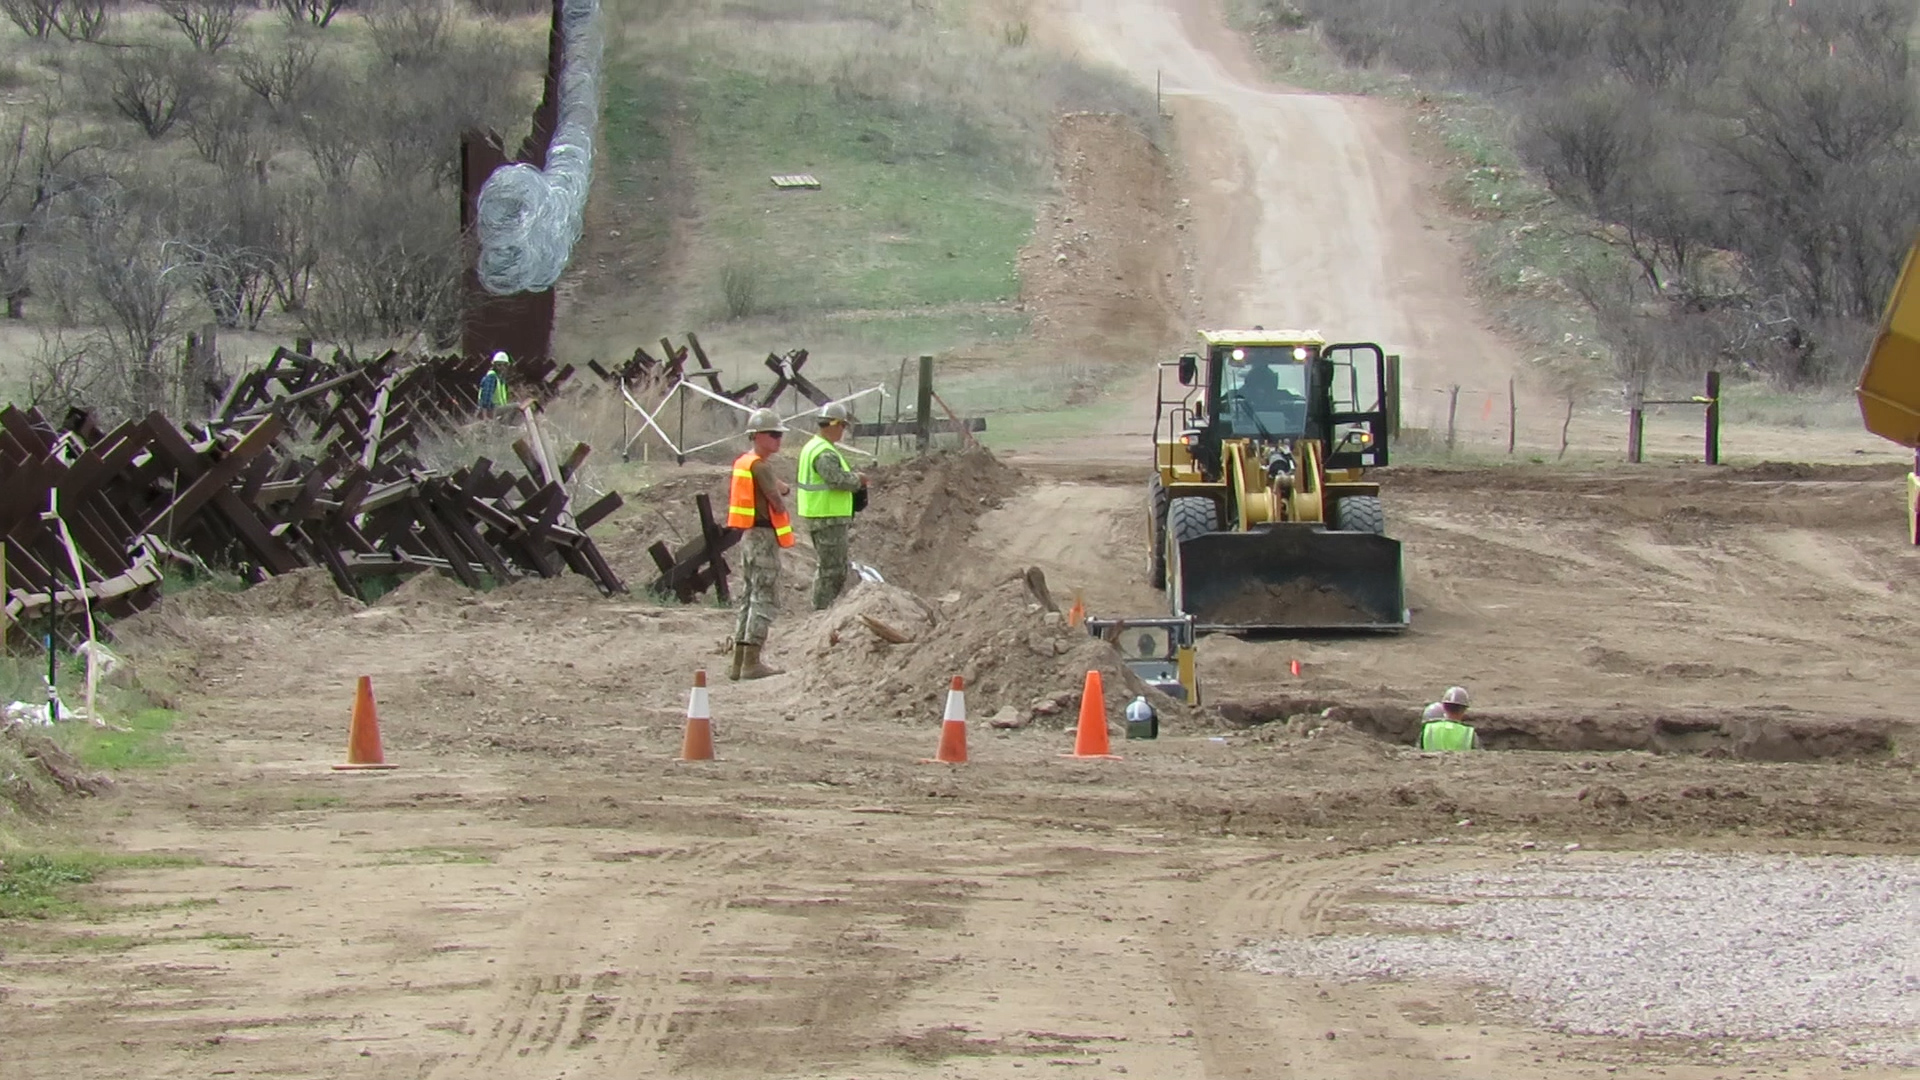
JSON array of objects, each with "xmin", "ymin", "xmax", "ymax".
[
  {"xmin": 333, "ymin": 675, "xmax": 397, "ymax": 771},
  {"xmin": 1062, "ymin": 669, "xmax": 1121, "ymax": 760},
  {"xmin": 1067, "ymin": 592, "xmax": 1086, "ymax": 628},
  {"xmin": 921, "ymin": 676, "xmax": 969, "ymax": 764},
  {"xmin": 680, "ymin": 669, "xmax": 715, "ymax": 762}
]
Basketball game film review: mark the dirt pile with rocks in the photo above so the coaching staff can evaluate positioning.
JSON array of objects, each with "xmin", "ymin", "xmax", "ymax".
[
  {"xmin": 798, "ymin": 573, "xmax": 1192, "ymax": 731},
  {"xmin": 1, "ymin": 725, "xmax": 110, "ymax": 821},
  {"xmin": 856, "ymin": 447, "xmax": 1024, "ymax": 594}
]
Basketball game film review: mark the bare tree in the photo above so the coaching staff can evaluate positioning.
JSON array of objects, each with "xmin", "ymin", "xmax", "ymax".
[
  {"xmin": 301, "ymin": 181, "xmax": 463, "ymax": 350},
  {"xmin": 158, "ymin": 0, "xmax": 243, "ymax": 54},
  {"xmin": 278, "ymin": 0, "xmax": 349, "ymax": 28},
  {"xmin": 262, "ymin": 181, "xmax": 320, "ymax": 312},
  {"xmin": 1604, "ymin": 0, "xmax": 1741, "ymax": 95},
  {"xmin": 234, "ymin": 32, "xmax": 321, "ymax": 117},
  {"xmin": 0, "ymin": 0, "xmax": 58, "ymax": 40},
  {"xmin": 50, "ymin": 0, "xmax": 107, "ymax": 42},
  {"xmin": 69, "ymin": 196, "xmax": 204, "ymax": 416},
  {"xmin": 181, "ymin": 79, "xmax": 266, "ymax": 173},
  {"xmin": 0, "ymin": 93, "xmax": 99, "ymax": 320},
  {"xmin": 106, "ymin": 47, "xmax": 209, "ymax": 140},
  {"xmin": 361, "ymin": 0, "xmax": 450, "ymax": 66},
  {"xmin": 22, "ymin": 329, "xmax": 102, "ymax": 414}
]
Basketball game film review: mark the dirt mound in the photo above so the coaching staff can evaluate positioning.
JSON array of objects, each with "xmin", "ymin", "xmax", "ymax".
[
  {"xmin": 798, "ymin": 573, "xmax": 1190, "ymax": 730},
  {"xmin": 377, "ymin": 570, "xmax": 471, "ymax": 608},
  {"xmin": 1, "ymin": 725, "xmax": 110, "ymax": 820},
  {"xmin": 162, "ymin": 567, "xmax": 363, "ymax": 619},
  {"xmin": 1205, "ymin": 580, "xmax": 1371, "ymax": 626},
  {"xmin": 858, "ymin": 447, "xmax": 1026, "ymax": 594}
]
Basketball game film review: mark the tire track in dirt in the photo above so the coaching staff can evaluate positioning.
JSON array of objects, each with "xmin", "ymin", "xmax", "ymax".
[
  {"xmin": 423, "ymin": 842, "xmax": 761, "ymax": 1078},
  {"xmin": 1159, "ymin": 850, "xmax": 1497, "ymax": 1079}
]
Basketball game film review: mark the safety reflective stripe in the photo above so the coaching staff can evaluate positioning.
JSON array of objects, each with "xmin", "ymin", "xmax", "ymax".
[
  {"xmin": 1420, "ymin": 720, "xmax": 1475, "ymax": 751},
  {"xmin": 727, "ymin": 452, "xmax": 797, "ymax": 547},
  {"xmin": 795, "ymin": 436, "xmax": 854, "ymax": 519}
]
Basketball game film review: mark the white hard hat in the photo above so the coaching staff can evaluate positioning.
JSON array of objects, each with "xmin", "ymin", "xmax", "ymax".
[
  {"xmin": 1442, "ymin": 686, "xmax": 1470, "ymax": 707},
  {"xmin": 745, "ymin": 407, "xmax": 788, "ymax": 435},
  {"xmin": 490, "ymin": 350, "xmax": 510, "ymax": 366},
  {"xmin": 818, "ymin": 401, "xmax": 852, "ymax": 424}
]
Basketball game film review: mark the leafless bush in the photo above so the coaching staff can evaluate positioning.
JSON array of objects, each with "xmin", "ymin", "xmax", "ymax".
[
  {"xmin": 106, "ymin": 47, "xmax": 209, "ymax": 140},
  {"xmin": 0, "ymin": 94, "xmax": 99, "ymax": 320},
  {"xmin": 278, "ymin": 0, "xmax": 347, "ymax": 28},
  {"xmin": 175, "ymin": 183, "xmax": 279, "ymax": 330},
  {"xmin": 64, "ymin": 196, "xmax": 204, "ymax": 416},
  {"xmin": 234, "ymin": 33, "xmax": 322, "ymax": 116},
  {"xmin": 360, "ymin": 0, "xmax": 450, "ymax": 66},
  {"xmin": 262, "ymin": 182, "xmax": 320, "ymax": 313},
  {"xmin": 1603, "ymin": 0, "xmax": 1741, "ymax": 95},
  {"xmin": 22, "ymin": 329, "xmax": 103, "ymax": 414},
  {"xmin": 158, "ymin": 0, "xmax": 242, "ymax": 54},
  {"xmin": 0, "ymin": 0, "xmax": 58, "ymax": 39},
  {"xmin": 300, "ymin": 180, "xmax": 463, "ymax": 350},
  {"xmin": 464, "ymin": 0, "xmax": 544, "ymax": 17},
  {"xmin": 180, "ymin": 79, "xmax": 264, "ymax": 172}
]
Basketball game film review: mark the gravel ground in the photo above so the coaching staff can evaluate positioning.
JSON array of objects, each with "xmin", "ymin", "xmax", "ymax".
[{"xmin": 1233, "ymin": 852, "xmax": 1919, "ymax": 1065}]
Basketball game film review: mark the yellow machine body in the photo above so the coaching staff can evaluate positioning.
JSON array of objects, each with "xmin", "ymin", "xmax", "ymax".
[
  {"xmin": 1855, "ymin": 229, "xmax": 1920, "ymax": 543},
  {"xmin": 1148, "ymin": 330, "xmax": 1407, "ymax": 633}
]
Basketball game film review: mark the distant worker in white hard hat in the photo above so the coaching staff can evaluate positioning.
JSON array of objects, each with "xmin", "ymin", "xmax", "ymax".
[
  {"xmin": 1419, "ymin": 685, "xmax": 1479, "ymax": 751},
  {"xmin": 724, "ymin": 408, "xmax": 796, "ymax": 681},
  {"xmin": 479, "ymin": 351, "xmax": 512, "ymax": 416},
  {"xmin": 796, "ymin": 401, "xmax": 869, "ymax": 610}
]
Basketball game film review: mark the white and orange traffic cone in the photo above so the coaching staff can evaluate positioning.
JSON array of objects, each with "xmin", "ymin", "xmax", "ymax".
[
  {"xmin": 920, "ymin": 675, "xmax": 968, "ymax": 764},
  {"xmin": 679, "ymin": 669, "xmax": 715, "ymax": 761}
]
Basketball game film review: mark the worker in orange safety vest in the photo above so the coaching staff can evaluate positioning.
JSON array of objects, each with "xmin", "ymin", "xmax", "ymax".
[{"xmin": 725, "ymin": 408, "xmax": 796, "ymax": 680}]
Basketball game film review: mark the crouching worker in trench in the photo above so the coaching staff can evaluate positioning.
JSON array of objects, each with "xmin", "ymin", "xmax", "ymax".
[
  {"xmin": 796, "ymin": 402, "xmax": 867, "ymax": 610},
  {"xmin": 1419, "ymin": 685, "xmax": 1479, "ymax": 751},
  {"xmin": 726, "ymin": 409, "xmax": 796, "ymax": 681}
]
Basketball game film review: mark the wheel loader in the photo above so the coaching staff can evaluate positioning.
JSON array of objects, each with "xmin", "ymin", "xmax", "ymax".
[
  {"xmin": 1146, "ymin": 329, "xmax": 1408, "ymax": 633},
  {"xmin": 1857, "ymin": 228, "xmax": 1920, "ymax": 544}
]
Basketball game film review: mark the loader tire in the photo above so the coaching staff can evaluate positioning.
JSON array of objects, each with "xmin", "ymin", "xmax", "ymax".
[
  {"xmin": 1332, "ymin": 494, "xmax": 1386, "ymax": 535},
  {"xmin": 1164, "ymin": 496, "xmax": 1220, "ymax": 613},
  {"xmin": 1147, "ymin": 474, "xmax": 1170, "ymax": 588}
]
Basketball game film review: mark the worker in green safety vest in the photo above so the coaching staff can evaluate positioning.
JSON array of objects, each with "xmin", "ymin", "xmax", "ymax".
[
  {"xmin": 795, "ymin": 402, "xmax": 867, "ymax": 609},
  {"xmin": 1419, "ymin": 685, "xmax": 1479, "ymax": 751}
]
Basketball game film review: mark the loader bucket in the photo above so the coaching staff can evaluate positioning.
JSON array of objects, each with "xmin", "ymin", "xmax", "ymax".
[{"xmin": 1171, "ymin": 525, "xmax": 1408, "ymax": 633}]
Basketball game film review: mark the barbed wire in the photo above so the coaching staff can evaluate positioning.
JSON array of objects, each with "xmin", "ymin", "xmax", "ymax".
[{"xmin": 474, "ymin": 0, "xmax": 602, "ymax": 296}]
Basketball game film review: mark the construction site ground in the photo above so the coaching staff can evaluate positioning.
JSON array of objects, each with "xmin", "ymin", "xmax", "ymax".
[{"xmin": 7, "ymin": 1, "xmax": 1918, "ymax": 1077}]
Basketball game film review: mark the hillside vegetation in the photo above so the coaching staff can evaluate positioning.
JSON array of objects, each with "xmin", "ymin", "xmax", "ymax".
[
  {"xmin": 0, "ymin": 0, "xmax": 549, "ymax": 415},
  {"xmin": 1250, "ymin": 0, "xmax": 1918, "ymax": 395},
  {"xmin": 561, "ymin": 0, "xmax": 1157, "ymax": 384}
]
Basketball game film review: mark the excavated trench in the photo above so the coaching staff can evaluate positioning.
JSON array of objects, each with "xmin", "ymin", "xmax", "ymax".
[{"xmin": 1212, "ymin": 697, "xmax": 1901, "ymax": 763}]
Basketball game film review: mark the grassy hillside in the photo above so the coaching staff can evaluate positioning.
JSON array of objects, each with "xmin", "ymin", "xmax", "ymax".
[{"xmin": 560, "ymin": 0, "xmax": 1155, "ymax": 390}]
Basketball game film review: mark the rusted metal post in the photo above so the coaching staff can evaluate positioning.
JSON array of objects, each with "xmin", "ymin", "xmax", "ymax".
[
  {"xmin": 1704, "ymin": 370, "xmax": 1721, "ymax": 465},
  {"xmin": 1445, "ymin": 384, "xmax": 1460, "ymax": 453},
  {"xmin": 1627, "ymin": 388, "xmax": 1644, "ymax": 464},
  {"xmin": 916, "ymin": 354, "xmax": 934, "ymax": 452}
]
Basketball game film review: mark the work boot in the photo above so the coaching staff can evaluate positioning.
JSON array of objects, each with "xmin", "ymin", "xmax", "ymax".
[
  {"xmin": 728, "ymin": 641, "xmax": 745, "ymax": 682},
  {"xmin": 738, "ymin": 643, "xmax": 785, "ymax": 680}
]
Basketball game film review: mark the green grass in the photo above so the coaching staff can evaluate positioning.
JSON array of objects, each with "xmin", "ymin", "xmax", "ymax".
[
  {"xmin": 60, "ymin": 706, "xmax": 180, "ymax": 770},
  {"xmin": 0, "ymin": 850, "xmax": 198, "ymax": 920},
  {"xmin": 684, "ymin": 70, "xmax": 1034, "ymax": 319}
]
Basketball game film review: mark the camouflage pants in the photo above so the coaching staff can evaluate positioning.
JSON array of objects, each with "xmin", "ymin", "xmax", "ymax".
[
  {"xmin": 808, "ymin": 519, "xmax": 852, "ymax": 610},
  {"xmin": 733, "ymin": 527, "xmax": 782, "ymax": 646}
]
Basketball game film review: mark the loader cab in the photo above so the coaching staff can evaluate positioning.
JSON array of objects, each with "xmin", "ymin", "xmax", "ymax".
[{"xmin": 1180, "ymin": 332, "xmax": 1392, "ymax": 470}]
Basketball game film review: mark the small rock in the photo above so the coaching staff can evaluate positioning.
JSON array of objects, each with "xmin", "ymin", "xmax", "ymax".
[{"xmin": 1564, "ymin": 842, "xmax": 1582, "ymax": 852}]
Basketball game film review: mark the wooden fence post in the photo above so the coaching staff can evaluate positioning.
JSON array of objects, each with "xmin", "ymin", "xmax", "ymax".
[
  {"xmin": 1627, "ymin": 388, "xmax": 1644, "ymax": 464},
  {"xmin": 1704, "ymin": 370, "xmax": 1721, "ymax": 465},
  {"xmin": 1507, "ymin": 376, "xmax": 1516, "ymax": 455},
  {"xmin": 1559, "ymin": 394, "xmax": 1573, "ymax": 460},
  {"xmin": 915, "ymin": 354, "xmax": 934, "ymax": 452},
  {"xmin": 1384, "ymin": 354, "xmax": 1402, "ymax": 437},
  {"xmin": 1445, "ymin": 384, "xmax": 1460, "ymax": 453}
]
